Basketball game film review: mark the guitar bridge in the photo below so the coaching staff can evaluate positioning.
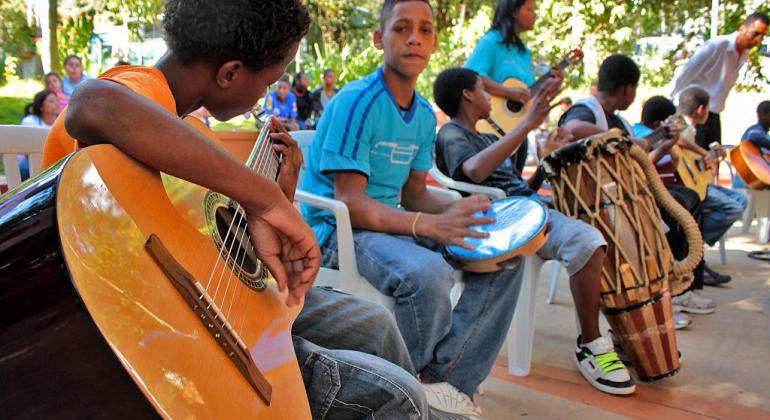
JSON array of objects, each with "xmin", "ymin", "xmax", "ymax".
[{"xmin": 145, "ymin": 234, "xmax": 272, "ymax": 405}]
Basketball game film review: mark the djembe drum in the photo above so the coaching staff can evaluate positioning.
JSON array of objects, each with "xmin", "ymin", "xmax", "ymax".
[
  {"xmin": 447, "ymin": 197, "xmax": 549, "ymax": 273},
  {"xmin": 541, "ymin": 129, "xmax": 702, "ymax": 381}
]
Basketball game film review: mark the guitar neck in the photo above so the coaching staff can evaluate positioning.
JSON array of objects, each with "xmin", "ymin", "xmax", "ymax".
[
  {"xmin": 644, "ymin": 127, "xmax": 670, "ymax": 149},
  {"xmin": 530, "ymin": 57, "xmax": 571, "ymax": 94}
]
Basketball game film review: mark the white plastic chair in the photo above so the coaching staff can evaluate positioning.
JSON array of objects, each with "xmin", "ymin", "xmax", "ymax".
[{"xmin": 0, "ymin": 125, "xmax": 49, "ymax": 191}]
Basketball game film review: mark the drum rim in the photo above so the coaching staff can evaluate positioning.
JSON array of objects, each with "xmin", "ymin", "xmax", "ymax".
[{"xmin": 446, "ymin": 197, "xmax": 549, "ymax": 261}]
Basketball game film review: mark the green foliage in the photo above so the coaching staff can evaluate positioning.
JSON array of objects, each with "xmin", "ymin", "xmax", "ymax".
[
  {"xmin": 301, "ymin": 42, "xmax": 381, "ymax": 89},
  {"xmin": 57, "ymin": 9, "xmax": 96, "ymax": 69},
  {"xmin": 0, "ymin": 96, "xmax": 29, "ymax": 125},
  {"xmin": 100, "ymin": 0, "xmax": 164, "ymax": 39},
  {"xmin": 0, "ymin": 0, "xmax": 37, "ymax": 85}
]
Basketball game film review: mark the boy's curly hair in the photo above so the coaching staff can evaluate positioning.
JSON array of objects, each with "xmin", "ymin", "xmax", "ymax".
[{"xmin": 163, "ymin": 0, "xmax": 311, "ymax": 71}]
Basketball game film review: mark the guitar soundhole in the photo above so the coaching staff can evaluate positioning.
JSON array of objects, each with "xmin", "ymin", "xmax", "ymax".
[
  {"xmin": 205, "ymin": 193, "xmax": 268, "ymax": 292},
  {"xmin": 506, "ymin": 99, "xmax": 524, "ymax": 113}
]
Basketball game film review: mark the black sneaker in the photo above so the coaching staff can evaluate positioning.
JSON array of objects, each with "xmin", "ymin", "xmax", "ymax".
[{"xmin": 703, "ymin": 264, "xmax": 731, "ymax": 286}]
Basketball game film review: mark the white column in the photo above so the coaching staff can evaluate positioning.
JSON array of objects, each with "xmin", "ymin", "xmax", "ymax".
[{"xmin": 711, "ymin": 0, "xmax": 719, "ymax": 39}]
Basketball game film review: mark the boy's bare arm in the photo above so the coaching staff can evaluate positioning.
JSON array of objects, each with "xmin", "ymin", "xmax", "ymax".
[
  {"xmin": 66, "ymin": 79, "xmax": 319, "ymax": 306},
  {"xmin": 334, "ymin": 171, "xmax": 493, "ymax": 249}
]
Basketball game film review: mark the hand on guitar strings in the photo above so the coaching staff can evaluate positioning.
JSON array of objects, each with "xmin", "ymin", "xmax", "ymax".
[
  {"xmin": 506, "ymin": 86, "xmax": 532, "ymax": 103},
  {"xmin": 418, "ymin": 195, "xmax": 494, "ymax": 250},
  {"xmin": 246, "ymin": 202, "xmax": 321, "ymax": 307},
  {"xmin": 522, "ymin": 78, "xmax": 562, "ymax": 131},
  {"xmin": 269, "ymin": 117, "xmax": 302, "ymax": 202}
]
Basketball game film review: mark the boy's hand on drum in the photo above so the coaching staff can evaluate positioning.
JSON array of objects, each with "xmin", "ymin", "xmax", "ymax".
[{"xmin": 420, "ymin": 195, "xmax": 494, "ymax": 249}]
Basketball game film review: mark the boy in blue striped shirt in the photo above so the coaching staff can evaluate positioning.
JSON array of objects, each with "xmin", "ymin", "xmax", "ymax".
[{"xmin": 301, "ymin": 1, "xmax": 525, "ymax": 417}]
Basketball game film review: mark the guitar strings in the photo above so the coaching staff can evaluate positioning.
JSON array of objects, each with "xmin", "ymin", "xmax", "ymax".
[
  {"xmin": 203, "ymin": 111, "xmax": 271, "ymax": 312},
  {"xmin": 223, "ymin": 125, "xmax": 277, "ymax": 321}
]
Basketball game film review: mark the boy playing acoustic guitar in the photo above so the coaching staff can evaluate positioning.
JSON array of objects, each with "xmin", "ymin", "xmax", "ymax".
[{"xmin": 40, "ymin": 0, "xmax": 429, "ymax": 418}]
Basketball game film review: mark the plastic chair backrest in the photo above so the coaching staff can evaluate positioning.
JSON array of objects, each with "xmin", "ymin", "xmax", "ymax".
[{"xmin": 0, "ymin": 125, "xmax": 50, "ymax": 192}]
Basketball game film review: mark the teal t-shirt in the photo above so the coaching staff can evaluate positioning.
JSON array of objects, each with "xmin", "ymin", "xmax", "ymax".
[
  {"xmin": 300, "ymin": 67, "xmax": 437, "ymax": 247},
  {"xmin": 465, "ymin": 30, "xmax": 536, "ymax": 85},
  {"xmin": 632, "ymin": 123, "xmax": 654, "ymax": 139}
]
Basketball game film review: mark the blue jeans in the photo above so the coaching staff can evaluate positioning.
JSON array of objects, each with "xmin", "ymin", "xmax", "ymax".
[
  {"xmin": 702, "ymin": 185, "xmax": 747, "ymax": 246},
  {"xmin": 322, "ymin": 230, "xmax": 524, "ymax": 397},
  {"xmin": 294, "ymin": 287, "xmax": 427, "ymax": 419}
]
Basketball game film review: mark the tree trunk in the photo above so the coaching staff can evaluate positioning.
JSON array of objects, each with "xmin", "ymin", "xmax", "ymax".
[{"xmin": 49, "ymin": 0, "xmax": 59, "ymax": 73}]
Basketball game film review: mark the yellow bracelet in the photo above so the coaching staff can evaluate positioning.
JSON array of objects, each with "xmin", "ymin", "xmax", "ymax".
[{"xmin": 411, "ymin": 212, "xmax": 422, "ymax": 239}]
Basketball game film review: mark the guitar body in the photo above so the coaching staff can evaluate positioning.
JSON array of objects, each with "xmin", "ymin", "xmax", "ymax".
[
  {"xmin": 476, "ymin": 78, "xmax": 530, "ymax": 135},
  {"xmin": 731, "ymin": 140, "xmax": 770, "ymax": 190},
  {"xmin": 673, "ymin": 146, "xmax": 712, "ymax": 200},
  {"xmin": 0, "ymin": 144, "xmax": 310, "ymax": 418}
]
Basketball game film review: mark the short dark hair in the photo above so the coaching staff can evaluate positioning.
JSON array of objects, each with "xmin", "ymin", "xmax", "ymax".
[
  {"xmin": 63, "ymin": 55, "xmax": 81, "ymax": 66},
  {"xmin": 293, "ymin": 71, "xmax": 308, "ymax": 89},
  {"xmin": 44, "ymin": 72, "xmax": 61, "ymax": 82},
  {"xmin": 323, "ymin": 68, "xmax": 335, "ymax": 77},
  {"xmin": 597, "ymin": 55, "xmax": 640, "ymax": 93},
  {"xmin": 380, "ymin": 0, "xmax": 433, "ymax": 30},
  {"xmin": 744, "ymin": 12, "xmax": 770, "ymax": 26},
  {"xmin": 560, "ymin": 97, "xmax": 573, "ymax": 106},
  {"xmin": 757, "ymin": 100, "xmax": 770, "ymax": 116},
  {"xmin": 433, "ymin": 68, "xmax": 478, "ymax": 118},
  {"xmin": 641, "ymin": 96, "xmax": 676, "ymax": 127},
  {"xmin": 491, "ymin": 0, "xmax": 529, "ymax": 52},
  {"xmin": 277, "ymin": 75, "xmax": 291, "ymax": 86},
  {"xmin": 24, "ymin": 89, "xmax": 54, "ymax": 118},
  {"xmin": 163, "ymin": 0, "xmax": 310, "ymax": 72},
  {"xmin": 677, "ymin": 86, "xmax": 710, "ymax": 116}
]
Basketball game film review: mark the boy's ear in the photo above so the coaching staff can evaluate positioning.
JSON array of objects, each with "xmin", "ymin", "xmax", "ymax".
[
  {"xmin": 373, "ymin": 29, "xmax": 384, "ymax": 51},
  {"xmin": 215, "ymin": 60, "xmax": 245, "ymax": 88},
  {"xmin": 462, "ymin": 89, "xmax": 474, "ymax": 102}
]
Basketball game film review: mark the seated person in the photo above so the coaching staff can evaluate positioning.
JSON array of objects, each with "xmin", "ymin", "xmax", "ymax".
[
  {"xmin": 61, "ymin": 55, "xmax": 93, "ymax": 97},
  {"xmin": 433, "ymin": 67, "xmax": 635, "ymax": 396},
  {"xmin": 44, "ymin": 72, "xmax": 69, "ymax": 110},
  {"xmin": 631, "ymin": 96, "xmax": 712, "ymax": 319},
  {"xmin": 311, "ymin": 68, "xmax": 339, "ymax": 119},
  {"xmin": 264, "ymin": 76, "xmax": 300, "ymax": 131},
  {"xmin": 21, "ymin": 89, "xmax": 61, "ymax": 129},
  {"xmin": 558, "ymin": 55, "xmax": 711, "ymax": 320},
  {"xmin": 742, "ymin": 100, "xmax": 770, "ymax": 150},
  {"xmin": 39, "ymin": 1, "xmax": 429, "ymax": 418},
  {"xmin": 636, "ymin": 89, "xmax": 746, "ymax": 286},
  {"xmin": 292, "ymin": 71, "xmax": 315, "ymax": 129},
  {"xmin": 302, "ymin": 1, "xmax": 524, "ymax": 417}
]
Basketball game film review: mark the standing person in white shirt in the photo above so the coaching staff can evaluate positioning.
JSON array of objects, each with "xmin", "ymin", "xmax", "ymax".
[{"xmin": 670, "ymin": 12, "xmax": 768, "ymax": 149}]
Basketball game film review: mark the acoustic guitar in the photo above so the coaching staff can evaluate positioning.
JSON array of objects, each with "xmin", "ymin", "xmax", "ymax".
[
  {"xmin": 0, "ymin": 115, "xmax": 311, "ymax": 418},
  {"xmin": 476, "ymin": 48, "xmax": 584, "ymax": 136},
  {"xmin": 730, "ymin": 140, "xmax": 770, "ymax": 190},
  {"xmin": 669, "ymin": 145, "xmax": 722, "ymax": 200}
]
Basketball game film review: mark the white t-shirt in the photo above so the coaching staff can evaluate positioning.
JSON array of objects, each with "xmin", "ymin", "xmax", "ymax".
[{"xmin": 20, "ymin": 115, "xmax": 53, "ymax": 129}]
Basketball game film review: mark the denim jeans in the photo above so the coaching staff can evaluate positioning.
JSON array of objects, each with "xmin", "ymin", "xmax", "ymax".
[
  {"xmin": 293, "ymin": 287, "xmax": 427, "ymax": 419},
  {"xmin": 702, "ymin": 184, "xmax": 747, "ymax": 246},
  {"xmin": 322, "ymin": 230, "xmax": 524, "ymax": 397}
]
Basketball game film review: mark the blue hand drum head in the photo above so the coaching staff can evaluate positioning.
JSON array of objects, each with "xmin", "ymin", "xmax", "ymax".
[{"xmin": 447, "ymin": 197, "xmax": 549, "ymax": 273}]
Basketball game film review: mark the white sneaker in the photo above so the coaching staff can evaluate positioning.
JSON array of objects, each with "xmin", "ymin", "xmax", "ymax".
[
  {"xmin": 673, "ymin": 304, "xmax": 692, "ymax": 329},
  {"xmin": 574, "ymin": 335, "xmax": 636, "ymax": 395},
  {"xmin": 672, "ymin": 290, "xmax": 716, "ymax": 314},
  {"xmin": 423, "ymin": 382, "xmax": 482, "ymax": 419}
]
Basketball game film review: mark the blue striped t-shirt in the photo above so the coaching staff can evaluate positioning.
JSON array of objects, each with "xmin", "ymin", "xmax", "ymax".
[{"xmin": 300, "ymin": 67, "xmax": 437, "ymax": 247}]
